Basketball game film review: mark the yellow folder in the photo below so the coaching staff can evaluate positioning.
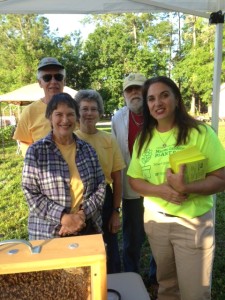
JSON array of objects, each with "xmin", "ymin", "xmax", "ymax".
[{"xmin": 169, "ymin": 146, "xmax": 207, "ymax": 182}]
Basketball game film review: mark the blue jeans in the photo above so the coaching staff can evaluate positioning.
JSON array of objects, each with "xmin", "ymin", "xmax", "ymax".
[
  {"xmin": 122, "ymin": 197, "xmax": 145, "ymax": 272},
  {"xmin": 102, "ymin": 185, "xmax": 121, "ymax": 274}
]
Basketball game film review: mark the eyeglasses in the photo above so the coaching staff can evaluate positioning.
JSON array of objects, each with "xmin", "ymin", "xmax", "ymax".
[
  {"xmin": 80, "ymin": 108, "xmax": 99, "ymax": 113},
  {"xmin": 41, "ymin": 73, "xmax": 64, "ymax": 82},
  {"xmin": 124, "ymin": 85, "xmax": 142, "ymax": 93}
]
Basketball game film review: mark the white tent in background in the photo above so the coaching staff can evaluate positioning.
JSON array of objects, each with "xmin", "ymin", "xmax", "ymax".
[
  {"xmin": 0, "ymin": 83, "xmax": 77, "ymax": 106},
  {"xmin": 0, "ymin": 0, "xmax": 224, "ymax": 132},
  {"xmin": 0, "ymin": 83, "xmax": 77, "ymax": 121}
]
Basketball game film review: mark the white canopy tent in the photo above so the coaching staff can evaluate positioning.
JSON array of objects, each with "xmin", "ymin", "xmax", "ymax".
[
  {"xmin": 0, "ymin": 0, "xmax": 224, "ymax": 132},
  {"xmin": 0, "ymin": 83, "xmax": 77, "ymax": 106},
  {"xmin": 0, "ymin": 84, "xmax": 77, "ymax": 136},
  {"xmin": 0, "ymin": 83, "xmax": 77, "ymax": 120},
  {"xmin": 0, "ymin": 0, "xmax": 222, "ymax": 17}
]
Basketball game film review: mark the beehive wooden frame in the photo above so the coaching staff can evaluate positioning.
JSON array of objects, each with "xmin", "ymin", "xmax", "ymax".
[{"xmin": 0, "ymin": 234, "xmax": 107, "ymax": 300}]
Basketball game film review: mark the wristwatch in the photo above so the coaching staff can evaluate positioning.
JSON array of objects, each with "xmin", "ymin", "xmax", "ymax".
[{"xmin": 113, "ymin": 207, "xmax": 121, "ymax": 213}]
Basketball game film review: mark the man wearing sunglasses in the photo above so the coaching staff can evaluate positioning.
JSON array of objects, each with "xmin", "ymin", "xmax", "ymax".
[{"xmin": 13, "ymin": 57, "xmax": 66, "ymax": 156}]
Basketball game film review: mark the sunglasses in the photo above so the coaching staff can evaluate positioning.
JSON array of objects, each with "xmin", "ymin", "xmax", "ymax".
[{"xmin": 41, "ymin": 73, "xmax": 64, "ymax": 82}]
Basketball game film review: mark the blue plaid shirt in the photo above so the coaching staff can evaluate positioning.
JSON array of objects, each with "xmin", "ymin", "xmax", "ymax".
[{"xmin": 22, "ymin": 132, "xmax": 106, "ymax": 240}]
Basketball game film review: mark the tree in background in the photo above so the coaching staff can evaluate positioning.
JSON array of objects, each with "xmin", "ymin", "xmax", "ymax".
[
  {"xmin": 0, "ymin": 14, "xmax": 83, "ymax": 93},
  {"xmin": 81, "ymin": 13, "xmax": 174, "ymax": 113},
  {"xmin": 172, "ymin": 15, "xmax": 225, "ymax": 115},
  {"xmin": 48, "ymin": 32, "xmax": 85, "ymax": 91},
  {"xmin": 0, "ymin": 13, "xmax": 224, "ymax": 116},
  {"xmin": 0, "ymin": 15, "xmax": 49, "ymax": 92}
]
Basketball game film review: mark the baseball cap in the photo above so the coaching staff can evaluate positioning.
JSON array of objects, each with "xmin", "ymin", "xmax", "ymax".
[
  {"xmin": 38, "ymin": 57, "xmax": 64, "ymax": 71},
  {"xmin": 123, "ymin": 73, "xmax": 146, "ymax": 91}
]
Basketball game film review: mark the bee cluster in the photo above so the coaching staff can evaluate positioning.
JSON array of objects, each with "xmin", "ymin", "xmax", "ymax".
[{"xmin": 0, "ymin": 267, "xmax": 91, "ymax": 300}]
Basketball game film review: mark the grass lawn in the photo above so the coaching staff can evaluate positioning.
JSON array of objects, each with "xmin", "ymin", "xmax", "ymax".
[{"xmin": 1, "ymin": 122, "xmax": 225, "ymax": 299}]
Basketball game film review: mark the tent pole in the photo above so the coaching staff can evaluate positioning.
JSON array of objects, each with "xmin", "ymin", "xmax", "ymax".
[
  {"xmin": 209, "ymin": 10, "xmax": 224, "ymax": 232},
  {"xmin": 210, "ymin": 11, "xmax": 224, "ymax": 133},
  {"xmin": 211, "ymin": 23, "xmax": 223, "ymax": 133}
]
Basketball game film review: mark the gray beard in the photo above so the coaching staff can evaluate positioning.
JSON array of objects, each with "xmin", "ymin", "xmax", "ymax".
[{"xmin": 127, "ymin": 100, "xmax": 143, "ymax": 114}]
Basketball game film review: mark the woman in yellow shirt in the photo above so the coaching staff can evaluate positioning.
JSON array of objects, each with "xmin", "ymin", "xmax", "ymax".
[{"xmin": 75, "ymin": 89, "xmax": 126, "ymax": 274}]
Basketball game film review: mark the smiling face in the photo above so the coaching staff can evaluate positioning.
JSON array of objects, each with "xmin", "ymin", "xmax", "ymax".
[
  {"xmin": 38, "ymin": 67, "xmax": 65, "ymax": 103},
  {"xmin": 147, "ymin": 82, "xmax": 178, "ymax": 130},
  {"xmin": 79, "ymin": 99, "xmax": 100, "ymax": 133},
  {"xmin": 50, "ymin": 103, "xmax": 77, "ymax": 143}
]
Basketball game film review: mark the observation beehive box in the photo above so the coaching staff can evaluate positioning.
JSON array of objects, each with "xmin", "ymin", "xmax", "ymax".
[{"xmin": 0, "ymin": 234, "xmax": 107, "ymax": 300}]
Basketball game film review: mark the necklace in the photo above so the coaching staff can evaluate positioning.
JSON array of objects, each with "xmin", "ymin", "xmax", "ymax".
[
  {"xmin": 156, "ymin": 129, "xmax": 174, "ymax": 148},
  {"xmin": 130, "ymin": 111, "xmax": 143, "ymax": 127}
]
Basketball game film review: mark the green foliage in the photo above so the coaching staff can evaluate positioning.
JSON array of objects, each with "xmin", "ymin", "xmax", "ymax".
[
  {"xmin": 212, "ymin": 192, "xmax": 225, "ymax": 299},
  {"xmin": 0, "ymin": 14, "xmax": 84, "ymax": 94},
  {"xmin": 82, "ymin": 13, "xmax": 174, "ymax": 112},
  {"xmin": 171, "ymin": 15, "xmax": 223, "ymax": 113},
  {"xmin": 0, "ymin": 14, "xmax": 50, "ymax": 92},
  {"xmin": 0, "ymin": 125, "xmax": 15, "ymax": 142},
  {"xmin": 0, "ymin": 142, "xmax": 28, "ymax": 240},
  {"xmin": 0, "ymin": 12, "xmax": 224, "ymax": 116},
  {"xmin": 80, "ymin": 12, "xmax": 225, "ymax": 114}
]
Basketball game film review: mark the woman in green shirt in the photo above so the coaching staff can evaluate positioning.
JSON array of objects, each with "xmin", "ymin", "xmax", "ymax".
[{"xmin": 127, "ymin": 76, "xmax": 225, "ymax": 300}]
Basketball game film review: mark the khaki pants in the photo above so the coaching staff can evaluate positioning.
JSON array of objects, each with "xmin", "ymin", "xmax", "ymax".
[{"xmin": 144, "ymin": 209, "xmax": 215, "ymax": 300}]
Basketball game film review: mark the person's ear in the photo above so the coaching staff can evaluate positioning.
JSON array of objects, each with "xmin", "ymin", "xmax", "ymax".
[{"xmin": 38, "ymin": 79, "xmax": 43, "ymax": 88}]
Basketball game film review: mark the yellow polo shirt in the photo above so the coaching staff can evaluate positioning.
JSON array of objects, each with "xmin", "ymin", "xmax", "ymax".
[{"xmin": 75, "ymin": 130, "xmax": 125, "ymax": 184}]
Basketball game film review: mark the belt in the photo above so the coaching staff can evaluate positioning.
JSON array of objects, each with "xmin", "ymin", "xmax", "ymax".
[{"xmin": 158, "ymin": 211, "xmax": 177, "ymax": 217}]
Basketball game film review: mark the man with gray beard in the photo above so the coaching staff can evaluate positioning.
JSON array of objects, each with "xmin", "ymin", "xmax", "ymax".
[{"xmin": 112, "ymin": 73, "xmax": 157, "ymax": 287}]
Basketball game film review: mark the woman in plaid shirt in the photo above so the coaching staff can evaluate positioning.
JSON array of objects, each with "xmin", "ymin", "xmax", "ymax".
[{"xmin": 22, "ymin": 93, "xmax": 106, "ymax": 240}]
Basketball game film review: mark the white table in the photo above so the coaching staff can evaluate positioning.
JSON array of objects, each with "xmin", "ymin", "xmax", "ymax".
[{"xmin": 107, "ymin": 272, "xmax": 151, "ymax": 300}]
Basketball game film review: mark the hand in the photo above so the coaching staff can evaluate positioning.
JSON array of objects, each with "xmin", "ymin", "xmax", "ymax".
[
  {"xmin": 166, "ymin": 164, "xmax": 187, "ymax": 194},
  {"xmin": 59, "ymin": 212, "xmax": 86, "ymax": 236},
  {"xmin": 76, "ymin": 209, "xmax": 86, "ymax": 222},
  {"xmin": 160, "ymin": 182, "xmax": 188, "ymax": 205},
  {"xmin": 108, "ymin": 212, "xmax": 121, "ymax": 234}
]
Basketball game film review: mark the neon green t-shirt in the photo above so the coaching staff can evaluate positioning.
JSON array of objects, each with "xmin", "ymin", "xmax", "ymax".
[{"xmin": 127, "ymin": 125, "xmax": 225, "ymax": 218}]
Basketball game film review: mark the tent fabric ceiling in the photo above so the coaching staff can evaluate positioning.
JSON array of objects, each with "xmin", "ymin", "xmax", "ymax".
[
  {"xmin": 133, "ymin": 0, "xmax": 225, "ymax": 18},
  {"xmin": 0, "ymin": 0, "xmax": 224, "ymax": 17},
  {"xmin": 0, "ymin": 0, "xmax": 166, "ymax": 14}
]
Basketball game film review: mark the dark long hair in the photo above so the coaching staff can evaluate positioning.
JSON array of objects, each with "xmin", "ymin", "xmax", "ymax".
[{"xmin": 137, "ymin": 76, "xmax": 204, "ymax": 157}]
